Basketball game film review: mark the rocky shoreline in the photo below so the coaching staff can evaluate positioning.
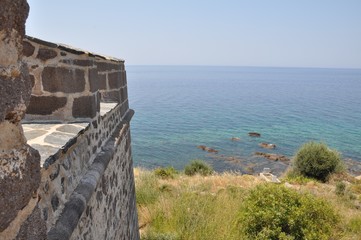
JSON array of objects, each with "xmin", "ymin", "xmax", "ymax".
[{"xmin": 196, "ymin": 132, "xmax": 361, "ymax": 177}]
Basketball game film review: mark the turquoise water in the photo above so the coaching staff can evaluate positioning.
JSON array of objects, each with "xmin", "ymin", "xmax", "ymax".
[{"xmin": 127, "ymin": 66, "xmax": 361, "ymax": 174}]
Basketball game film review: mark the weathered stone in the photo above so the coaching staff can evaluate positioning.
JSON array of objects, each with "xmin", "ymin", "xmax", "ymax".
[
  {"xmin": 25, "ymin": 36, "xmax": 58, "ymax": 48},
  {"xmin": 0, "ymin": 146, "xmax": 40, "ymax": 231},
  {"xmin": 61, "ymin": 59, "xmax": 94, "ymax": 67},
  {"xmin": 101, "ymin": 90, "xmax": 120, "ymax": 103},
  {"xmin": 36, "ymin": 48, "xmax": 57, "ymax": 61},
  {"xmin": 42, "ymin": 66, "xmax": 85, "ymax": 93},
  {"xmin": 61, "ymin": 177, "xmax": 65, "ymax": 194},
  {"xmin": 51, "ymin": 194, "xmax": 59, "ymax": 211},
  {"xmin": 58, "ymin": 45, "xmax": 85, "ymax": 55},
  {"xmin": 108, "ymin": 72, "xmax": 121, "ymax": 89},
  {"xmin": 89, "ymin": 68, "xmax": 99, "ymax": 92},
  {"xmin": 15, "ymin": 205, "xmax": 47, "ymax": 240},
  {"xmin": 98, "ymin": 73, "xmax": 107, "ymax": 90},
  {"xmin": 72, "ymin": 95, "xmax": 98, "ymax": 118},
  {"xmin": 26, "ymin": 96, "xmax": 67, "ymax": 115},
  {"xmin": 121, "ymin": 86, "xmax": 128, "ymax": 103},
  {"xmin": 96, "ymin": 61, "xmax": 121, "ymax": 72},
  {"xmin": 49, "ymin": 164, "xmax": 60, "ymax": 180},
  {"xmin": 29, "ymin": 74, "xmax": 35, "ymax": 88},
  {"xmin": 0, "ymin": 0, "xmax": 29, "ymax": 65},
  {"xmin": 22, "ymin": 40, "xmax": 35, "ymax": 57},
  {"xmin": 0, "ymin": 121, "xmax": 26, "ymax": 150},
  {"xmin": 0, "ymin": 63, "xmax": 32, "ymax": 123}
]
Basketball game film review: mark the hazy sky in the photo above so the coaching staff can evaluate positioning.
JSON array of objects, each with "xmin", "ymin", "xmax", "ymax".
[{"xmin": 26, "ymin": 0, "xmax": 361, "ymax": 68}]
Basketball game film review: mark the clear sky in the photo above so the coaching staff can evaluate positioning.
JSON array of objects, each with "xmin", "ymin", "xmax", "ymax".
[{"xmin": 26, "ymin": 0, "xmax": 361, "ymax": 68}]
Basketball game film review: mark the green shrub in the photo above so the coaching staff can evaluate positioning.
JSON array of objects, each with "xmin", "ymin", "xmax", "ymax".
[
  {"xmin": 154, "ymin": 167, "xmax": 178, "ymax": 179},
  {"xmin": 184, "ymin": 160, "xmax": 213, "ymax": 176},
  {"xmin": 237, "ymin": 184, "xmax": 339, "ymax": 240},
  {"xmin": 293, "ymin": 142, "xmax": 343, "ymax": 182}
]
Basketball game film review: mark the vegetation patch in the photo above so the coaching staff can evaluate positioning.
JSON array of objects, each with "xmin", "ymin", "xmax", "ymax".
[
  {"xmin": 154, "ymin": 167, "xmax": 178, "ymax": 179},
  {"xmin": 237, "ymin": 184, "xmax": 339, "ymax": 240},
  {"xmin": 293, "ymin": 141, "xmax": 344, "ymax": 182},
  {"xmin": 184, "ymin": 160, "xmax": 213, "ymax": 176}
]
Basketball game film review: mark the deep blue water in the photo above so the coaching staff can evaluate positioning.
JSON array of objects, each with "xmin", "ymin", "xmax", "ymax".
[{"xmin": 127, "ymin": 65, "xmax": 361, "ymax": 174}]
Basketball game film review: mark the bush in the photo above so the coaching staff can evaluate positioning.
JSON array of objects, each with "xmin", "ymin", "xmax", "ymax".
[
  {"xmin": 293, "ymin": 142, "xmax": 343, "ymax": 182},
  {"xmin": 154, "ymin": 167, "xmax": 178, "ymax": 179},
  {"xmin": 184, "ymin": 160, "xmax": 213, "ymax": 176},
  {"xmin": 237, "ymin": 184, "xmax": 339, "ymax": 240}
]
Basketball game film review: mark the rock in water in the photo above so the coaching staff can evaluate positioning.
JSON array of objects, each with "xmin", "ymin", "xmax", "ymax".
[
  {"xmin": 259, "ymin": 142, "xmax": 276, "ymax": 149},
  {"xmin": 248, "ymin": 132, "xmax": 261, "ymax": 137}
]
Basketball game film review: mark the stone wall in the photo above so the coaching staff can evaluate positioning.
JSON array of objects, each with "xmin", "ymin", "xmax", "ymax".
[
  {"xmin": 1, "ymin": 0, "xmax": 139, "ymax": 239},
  {"xmin": 23, "ymin": 36, "xmax": 128, "ymax": 122},
  {"xmin": 43, "ymin": 106, "xmax": 138, "ymax": 240},
  {"xmin": 0, "ymin": 1, "xmax": 46, "ymax": 239}
]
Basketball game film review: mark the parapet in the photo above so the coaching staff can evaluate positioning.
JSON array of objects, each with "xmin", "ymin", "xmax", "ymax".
[{"xmin": 23, "ymin": 36, "xmax": 128, "ymax": 122}]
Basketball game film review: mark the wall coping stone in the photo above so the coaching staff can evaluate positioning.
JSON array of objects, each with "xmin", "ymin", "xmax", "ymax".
[
  {"xmin": 47, "ymin": 109, "xmax": 134, "ymax": 240},
  {"xmin": 25, "ymin": 36, "xmax": 125, "ymax": 63}
]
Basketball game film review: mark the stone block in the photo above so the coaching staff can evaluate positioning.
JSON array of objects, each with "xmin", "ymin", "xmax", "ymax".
[
  {"xmin": 26, "ymin": 96, "xmax": 67, "ymax": 115},
  {"xmin": 99, "ymin": 73, "xmax": 107, "ymax": 90},
  {"xmin": 36, "ymin": 48, "xmax": 58, "ymax": 61},
  {"xmin": 15, "ymin": 205, "xmax": 47, "ymax": 240},
  {"xmin": 0, "ymin": 64, "xmax": 32, "ymax": 123},
  {"xmin": 108, "ymin": 72, "xmax": 121, "ymax": 89},
  {"xmin": 42, "ymin": 66, "xmax": 85, "ymax": 93},
  {"xmin": 120, "ymin": 87, "xmax": 128, "ymax": 103},
  {"xmin": 23, "ymin": 40, "xmax": 35, "ymax": 57},
  {"xmin": 72, "ymin": 95, "xmax": 98, "ymax": 118},
  {"xmin": 101, "ymin": 90, "xmax": 120, "ymax": 103},
  {"xmin": 88, "ymin": 68, "xmax": 99, "ymax": 93},
  {"xmin": 96, "ymin": 62, "xmax": 121, "ymax": 72},
  {"xmin": 61, "ymin": 59, "xmax": 94, "ymax": 67},
  {"xmin": 0, "ymin": 146, "xmax": 40, "ymax": 231}
]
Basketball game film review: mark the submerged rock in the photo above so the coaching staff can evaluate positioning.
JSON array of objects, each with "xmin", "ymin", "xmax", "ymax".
[
  {"xmin": 231, "ymin": 137, "xmax": 241, "ymax": 141},
  {"xmin": 255, "ymin": 152, "xmax": 290, "ymax": 163},
  {"xmin": 259, "ymin": 142, "xmax": 276, "ymax": 149},
  {"xmin": 197, "ymin": 145, "xmax": 218, "ymax": 154},
  {"xmin": 248, "ymin": 132, "xmax": 261, "ymax": 137}
]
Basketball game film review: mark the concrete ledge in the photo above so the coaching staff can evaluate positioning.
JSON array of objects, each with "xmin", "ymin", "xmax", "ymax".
[{"xmin": 47, "ymin": 110, "xmax": 133, "ymax": 240}]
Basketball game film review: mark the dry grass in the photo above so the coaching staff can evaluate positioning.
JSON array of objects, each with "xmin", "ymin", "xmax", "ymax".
[{"xmin": 135, "ymin": 168, "xmax": 361, "ymax": 240}]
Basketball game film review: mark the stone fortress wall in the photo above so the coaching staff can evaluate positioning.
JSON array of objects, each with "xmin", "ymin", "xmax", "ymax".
[
  {"xmin": 0, "ymin": 1, "xmax": 139, "ymax": 239},
  {"xmin": 23, "ymin": 36, "xmax": 128, "ymax": 122}
]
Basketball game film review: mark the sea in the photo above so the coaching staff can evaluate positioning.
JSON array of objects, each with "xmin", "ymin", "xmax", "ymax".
[{"xmin": 126, "ymin": 65, "xmax": 361, "ymax": 175}]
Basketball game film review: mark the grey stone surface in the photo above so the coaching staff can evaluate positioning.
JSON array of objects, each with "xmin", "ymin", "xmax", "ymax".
[
  {"xmin": 0, "ymin": 146, "xmax": 41, "ymax": 231},
  {"xmin": 24, "ymin": 129, "xmax": 47, "ymax": 139},
  {"xmin": 88, "ymin": 68, "xmax": 99, "ymax": 93},
  {"xmin": 44, "ymin": 132, "xmax": 76, "ymax": 146},
  {"xmin": 108, "ymin": 72, "xmax": 121, "ymax": 89},
  {"xmin": 56, "ymin": 125, "xmax": 84, "ymax": 134},
  {"xmin": 72, "ymin": 95, "xmax": 98, "ymax": 118},
  {"xmin": 42, "ymin": 67, "xmax": 85, "ymax": 93},
  {"xmin": 23, "ymin": 40, "xmax": 35, "ymax": 57},
  {"xmin": 36, "ymin": 48, "xmax": 58, "ymax": 61},
  {"xmin": 15, "ymin": 205, "xmax": 47, "ymax": 240},
  {"xmin": 0, "ymin": 63, "xmax": 32, "ymax": 123},
  {"xmin": 26, "ymin": 96, "xmax": 67, "ymax": 115}
]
